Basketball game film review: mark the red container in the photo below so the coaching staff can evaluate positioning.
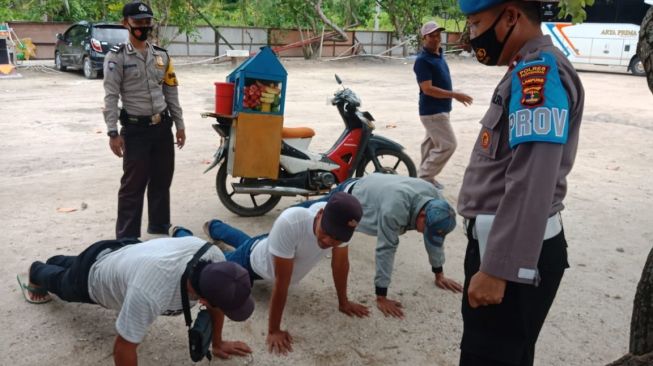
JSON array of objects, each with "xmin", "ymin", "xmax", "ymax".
[{"xmin": 215, "ymin": 82, "xmax": 235, "ymax": 115}]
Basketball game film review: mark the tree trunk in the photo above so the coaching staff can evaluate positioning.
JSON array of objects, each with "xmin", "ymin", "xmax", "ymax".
[
  {"xmin": 606, "ymin": 246, "xmax": 653, "ymax": 366},
  {"xmin": 639, "ymin": 6, "xmax": 653, "ymax": 94},
  {"xmin": 314, "ymin": 0, "xmax": 348, "ymax": 42}
]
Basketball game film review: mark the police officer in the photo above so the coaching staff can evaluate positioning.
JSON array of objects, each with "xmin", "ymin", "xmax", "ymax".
[
  {"xmin": 456, "ymin": 1, "xmax": 584, "ymax": 365},
  {"xmin": 103, "ymin": 2, "xmax": 185, "ymax": 239}
]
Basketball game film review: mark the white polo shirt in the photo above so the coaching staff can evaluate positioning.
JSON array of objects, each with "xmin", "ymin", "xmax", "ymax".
[{"xmin": 249, "ymin": 202, "xmax": 347, "ymax": 284}]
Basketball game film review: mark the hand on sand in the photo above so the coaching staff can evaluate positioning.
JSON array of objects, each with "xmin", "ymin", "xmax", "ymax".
[
  {"xmin": 267, "ymin": 330, "xmax": 293, "ymax": 355},
  {"xmin": 376, "ymin": 296, "xmax": 404, "ymax": 319}
]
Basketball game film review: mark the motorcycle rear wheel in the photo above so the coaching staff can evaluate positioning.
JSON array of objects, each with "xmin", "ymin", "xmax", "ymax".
[
  {"xmin": 355, "ymin": 149, "xmax": 417, "ymax": 177},
  {"xmin": 216, "ymin": 163, "xmax": 282, "ymax": 217}
]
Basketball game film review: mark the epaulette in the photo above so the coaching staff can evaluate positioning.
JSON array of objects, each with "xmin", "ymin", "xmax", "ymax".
[
  {"xmin": 152, "ymin": 45, "xmax": 168, "ymax": 53},
  {"xmin": 110, "ymin": 43, "xmax": 125, "ymax": 53}
]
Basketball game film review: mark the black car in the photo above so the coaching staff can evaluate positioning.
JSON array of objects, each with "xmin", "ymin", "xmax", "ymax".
[{"xmin": 55, "ymin": 21, "xmax": 128, "ymax": 79}]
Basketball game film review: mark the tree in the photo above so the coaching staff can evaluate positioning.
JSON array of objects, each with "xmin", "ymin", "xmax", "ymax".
[
  {"xmin": 638, "ymin": 6, "xmax": 653, "ymax": 94},
  {"xmin": 606, "ymin": 247, "xmax": 653, "ymax": 366},
  {"xmin": 375, "ymin": 0, "xmax": 431, "ymax": 56}
]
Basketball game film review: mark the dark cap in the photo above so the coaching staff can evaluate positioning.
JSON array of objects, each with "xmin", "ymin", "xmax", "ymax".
[
  {"xmin": 122, "ymin": 2, "xmax": 154, "ymax": 19},
  {"xmin": 423, "ymin": 198, "xmax": 456, "ymax": 248},
  {"xmin": 321, "ymin": 192, "xmax": 363, "ymax": 242},
  {"xmin": 199, "ymin": 262, "xmax": 255, "ymax": 322}
]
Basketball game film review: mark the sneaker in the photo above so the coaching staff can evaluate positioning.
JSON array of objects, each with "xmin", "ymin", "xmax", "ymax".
[
  {"xmin": 203, "ymin": 220, "xmax": 235, "ymax": 253},
  {"xmin": 420, "ymin": 177, "xmax": 445, "ymax": 190},
  {"xmin": 169, "ymin": 225, "xmax": 193, "ymax": 237},
  {"xmin": 432, "ymin": 180, "xmax": 445, "ymax": 190}
]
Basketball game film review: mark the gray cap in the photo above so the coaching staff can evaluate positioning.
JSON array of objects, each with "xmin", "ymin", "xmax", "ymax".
[{"xmin": 421, "ymin": 21, "xmax": 445, "ymax": 36}]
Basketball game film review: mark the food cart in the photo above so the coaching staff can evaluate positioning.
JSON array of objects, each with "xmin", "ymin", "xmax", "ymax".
[{"xmin": 214, "ymin": 46, "xmax": 287, "ymax": 179}]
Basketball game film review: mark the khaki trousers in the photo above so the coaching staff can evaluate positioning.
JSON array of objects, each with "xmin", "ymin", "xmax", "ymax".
[{"xmin": 418, "ymin": 112, "xmax": 457, "ymax": 181}]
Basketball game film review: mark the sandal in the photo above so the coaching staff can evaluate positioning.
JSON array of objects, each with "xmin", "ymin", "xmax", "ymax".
[{"xmin": 16, "ymin": 274, "xmax": 52, "ymax": 304}]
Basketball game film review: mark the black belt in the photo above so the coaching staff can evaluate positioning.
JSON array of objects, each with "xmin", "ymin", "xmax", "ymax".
[{"xmin": 120, "ymin": 109, "xmax": 170, "ymax": 127}]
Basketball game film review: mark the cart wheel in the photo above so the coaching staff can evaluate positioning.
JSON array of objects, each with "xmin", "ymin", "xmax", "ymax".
[
  {"xmin": 216, "ymin": 163, "xmax": 282, "ymax": 217},
  {"xmin": 355, "ymin": 149, "xmax": 417, "ymax": 178}
]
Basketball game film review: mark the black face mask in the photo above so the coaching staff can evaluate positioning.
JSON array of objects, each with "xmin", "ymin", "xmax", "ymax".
[
  {"xmin": 129, "ymin": 25, "xmax": 152, "ymax": 42},
  {"xmin": 470, "ymin": 10, "xmax": 517, "ymax": 66}
]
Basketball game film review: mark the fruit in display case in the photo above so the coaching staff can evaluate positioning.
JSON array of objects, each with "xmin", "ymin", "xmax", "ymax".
[{"xmin": 242, "ymin": 80, "xmax": 282, "ymax": 112}]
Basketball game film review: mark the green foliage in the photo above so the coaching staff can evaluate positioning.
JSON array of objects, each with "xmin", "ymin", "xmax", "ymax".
[
  {"xmin": 558, "ymin": 0, "xmax": 595, "ymax": 23},
  {"xmin": 0, "ymin": 0, "xmax": 595, "ymax": 33}
]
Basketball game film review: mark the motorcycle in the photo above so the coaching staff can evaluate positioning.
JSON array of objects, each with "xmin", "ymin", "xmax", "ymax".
[{"xmin": 202, "ymin": 74, "xmax": 416, "ymax": 217}]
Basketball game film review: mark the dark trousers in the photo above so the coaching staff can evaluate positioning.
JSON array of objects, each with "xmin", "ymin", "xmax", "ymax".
[
  {"xmin": 116, "ymin": 120, "xmax": 175, "ymax": 239},
  {"xmin": 29, "ymin": 239, "xmax": 138, "ymax": 303},
  {"xmin": 459, "ymin": 223, "xmax": 569, "ymax": 366}
]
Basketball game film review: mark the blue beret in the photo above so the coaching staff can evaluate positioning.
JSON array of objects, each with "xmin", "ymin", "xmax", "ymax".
[
  {"xmin": 459, "ymin": 0, "xmax": 507, "ymax": 15},
  {"xmin": 460, "ymin": 0, "xmax": 560, "ymax": 15}
]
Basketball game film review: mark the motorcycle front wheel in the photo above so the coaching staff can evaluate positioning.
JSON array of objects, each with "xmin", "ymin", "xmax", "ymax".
[
  {"xmin": 355, "ymin": 149, "xmax": 417, "ymax": 177},
  {"xmin": 216, "ymin": 163, "xmax": 282, "ymax": 217}
]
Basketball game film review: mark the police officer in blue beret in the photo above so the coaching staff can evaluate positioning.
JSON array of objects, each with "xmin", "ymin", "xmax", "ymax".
[{"xmin": 456, "ymin": 1, "xmax": 585, "ymax": 365}]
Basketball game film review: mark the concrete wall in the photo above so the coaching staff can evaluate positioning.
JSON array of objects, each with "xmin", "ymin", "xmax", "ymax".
[
  {"xmin": 6, "ymin": 22, "xmax": 438, "ymax": 59},
  {"xmin": 8, "ymin": 22, "xmax": 71, "ymax": 60}
]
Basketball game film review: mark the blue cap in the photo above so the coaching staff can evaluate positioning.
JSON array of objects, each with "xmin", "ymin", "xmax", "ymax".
[
  {"xmin": 459, "ymin": 0, "xmax": 559, "ymax": 15},
  {"xmin": 423, "ymin": 199, "xmax": 456, "ymax": 248},
  {"xmin": 459, "ymin": 0, "xmax": 506, "ymax": 15}
]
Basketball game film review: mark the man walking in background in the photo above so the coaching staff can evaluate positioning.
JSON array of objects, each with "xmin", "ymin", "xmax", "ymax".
[{"xmin": 414, "ymin": 21, "xmax": 473, "ymax": 189}]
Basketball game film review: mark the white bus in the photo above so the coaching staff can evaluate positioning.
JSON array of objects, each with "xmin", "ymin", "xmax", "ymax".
[
  {"xmin": 540, "ymin": 0, "xmax": 651, "ymax": 76},
  {"xmin": 542, "ymin": 22, "xmax": 644, "ymax": 75}
]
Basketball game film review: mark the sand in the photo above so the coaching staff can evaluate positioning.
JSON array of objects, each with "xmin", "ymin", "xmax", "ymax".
[{"xmin": 0, "ymin": 56, "xmax": 651, "ymax": 365}]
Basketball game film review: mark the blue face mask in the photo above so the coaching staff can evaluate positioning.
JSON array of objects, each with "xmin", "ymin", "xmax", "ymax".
[{"xmin": 470, "ymin": 9, "xmax": 517, "ymax": 66}]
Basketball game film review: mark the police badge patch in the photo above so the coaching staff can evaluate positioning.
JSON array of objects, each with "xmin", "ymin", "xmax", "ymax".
[
  {"xmin": 108, "ymin": 61, "xmax": 117, "ymax": 71},
  {"xmin": 517, "ymin": 65, "xmax": 549, "ymax": 107},
  {"xmin": 480, "ymin": 130, "xmax": 491, "ymax": 150}
]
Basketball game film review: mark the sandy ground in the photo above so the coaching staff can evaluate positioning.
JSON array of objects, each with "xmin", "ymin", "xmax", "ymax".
[{"xmin": 1, "ymin": 56, "xmax": 651, "ymax": 366}]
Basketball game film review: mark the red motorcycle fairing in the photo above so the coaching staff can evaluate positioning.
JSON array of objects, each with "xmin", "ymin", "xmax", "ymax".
[{"xmin": 327, "ymin": 128, "xmax": 363, "ymax": 183}]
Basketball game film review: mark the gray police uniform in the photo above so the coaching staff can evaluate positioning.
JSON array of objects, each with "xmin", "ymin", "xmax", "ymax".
[
  {"xmin": 457, "ymin": 35, "xmax": 584, "ymax": 365},
  {"xmin": 103, "ymin": 42, "xmax": 184, "ymax": 239}
]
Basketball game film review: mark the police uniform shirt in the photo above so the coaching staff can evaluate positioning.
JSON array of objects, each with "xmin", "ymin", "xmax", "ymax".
[
  {"xmin": 457, "ymin": 35, "xmax": 585, "ymax": 285},
  {"xmin": 102, "ymin": 42, "xmax": 184, "ymax": 132}
]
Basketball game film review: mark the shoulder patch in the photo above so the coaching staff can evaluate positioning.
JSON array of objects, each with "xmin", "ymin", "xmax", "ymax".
[
  {"xmin": 152, "ymin": 45, "xmax": 168, "ymax": 53},
  {"xmin": 508, "ymin": 52, "xmax": 570, "ymax": 149},
  {"xmin": 163, "ymin": 58, "xmax": 178, "ymax": 86},
  {"xmin": 110, "ymin": 43, "xmax": 125, "ymax": 53}
]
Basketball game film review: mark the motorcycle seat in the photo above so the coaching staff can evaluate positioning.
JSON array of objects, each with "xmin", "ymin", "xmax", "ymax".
[{"xmin": 282, "ymin": 127, "xmax": 315, "ymax": 139}]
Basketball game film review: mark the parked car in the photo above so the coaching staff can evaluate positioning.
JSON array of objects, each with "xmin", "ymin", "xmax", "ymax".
[{"xmin": 54, "ymin": 21, "xmax": 128, "ymax": 79}]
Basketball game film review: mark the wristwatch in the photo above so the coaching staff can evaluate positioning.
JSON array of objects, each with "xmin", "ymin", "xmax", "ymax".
[{"xmin": 107, "ymin": 130, "xmax": 119, "ymax": 138}]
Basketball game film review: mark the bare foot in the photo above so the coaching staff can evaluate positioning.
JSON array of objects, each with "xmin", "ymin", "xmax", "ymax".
[
  {"xmin": 17, "ymin": 275, "xmax": 52, "ymax": 304},
  {"xmin": 27, "ymin": 282, "xmax": 51, "ymax": 303}
]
